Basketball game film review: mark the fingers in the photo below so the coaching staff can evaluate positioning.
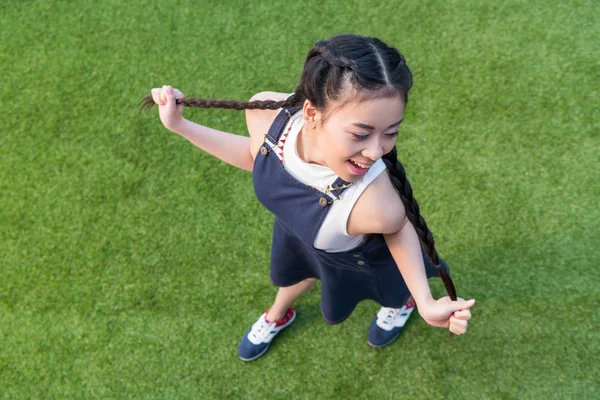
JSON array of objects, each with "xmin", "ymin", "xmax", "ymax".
[
  {"xmin": 449, "ymin": 317, "xmax": 468, "ymax": 335},
  {"xmin": 449, "ymin": 300, "xmax": 473, "ymax": 334},
  {"xmin": 151, "ymin": 88, "xmax": 161, "ymax": 105},
  {"xmin": 447, "ymin": 298, "xmax": 475, "ymax": 313},
  {"xmin": 453, "ymin": 308, "xmax": 472, "ymax": 321},
  {"xmin": 150, "ymin": 85, "xmax": 183, "ymax": 106},
  {"xmin": 162, "ymin": 85, "xmax": 172, "ymax": 107},
  {"xmin": 172, "ymin": 88, "xmax": 185, "ymax": 99},
  {"xmin": 446, "ymin": 297, "xmax": 474, "ymax": 335},
  {"xmin": 150, "ymin": 86, "xmax": 168, "ymax": 106}
]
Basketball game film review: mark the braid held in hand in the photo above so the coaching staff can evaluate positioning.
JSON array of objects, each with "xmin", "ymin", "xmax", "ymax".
[
  {"xmin": 139, "ymin": 93, "xmax": 301, "ymax": 112},
  {"xmin": 382, "ymin": 147, "xmax": 457, "ymax": 301}
]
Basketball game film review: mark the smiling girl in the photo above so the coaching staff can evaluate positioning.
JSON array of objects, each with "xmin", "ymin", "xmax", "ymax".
[{"xmin": 143, "ymin": 34, "xmax": 474, "ymax": 362}]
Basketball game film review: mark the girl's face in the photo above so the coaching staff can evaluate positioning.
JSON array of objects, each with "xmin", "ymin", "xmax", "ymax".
[{"xmin": 307, "ymin": 95, "xmax": 405, "ymax": 183}]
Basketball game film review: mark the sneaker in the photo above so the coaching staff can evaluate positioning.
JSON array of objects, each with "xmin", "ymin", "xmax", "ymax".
[
  {"xmin": 237, "ymin": 308, "xmax": 296, "ymax": 362},
  {"xmin": 367, "ymin": 301, "xmax": 416, "ymax": 348}
]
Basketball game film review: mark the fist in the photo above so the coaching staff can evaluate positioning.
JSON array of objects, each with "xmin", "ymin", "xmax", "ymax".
[
  {"xmin": 419, "ymin": 297, "xmax": 475, "ymax": 335},
  {"xmin": 151, "ymin": 85, "xmax": 185, "ymax": 130}
]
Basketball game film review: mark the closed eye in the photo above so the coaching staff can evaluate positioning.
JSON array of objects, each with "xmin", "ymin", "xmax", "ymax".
[
  {"xmin": 351, "ymin": 133, "xmax": 369, "ymax": 141},
  {"xmin": 350, "ymin": 131, "xmax": 399, "ymax": 141}
]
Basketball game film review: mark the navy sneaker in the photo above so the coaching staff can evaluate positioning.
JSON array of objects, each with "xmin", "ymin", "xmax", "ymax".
[
  {"xmin": 237, "ymin": 308, "xmax": 296, "ymax": 362},
  {"xmin": 367, "ymin": 301, "xmax": 416, "ymax": 348}
]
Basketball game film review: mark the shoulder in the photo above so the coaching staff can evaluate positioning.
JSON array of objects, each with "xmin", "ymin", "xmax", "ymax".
[
  {"xmin": 245, "ymin": 91, "xmax": 291, "ymax": 130},
  {"xmin": 346, "ymin": 168, "xmax": 408, "ymax": 235},
  {"xmin": 246, "ymin": 91, "xmax": 293, "ymax": 159},
  {"xmin": 248, "ymin": 91, "xmax": 291, "ymax": 102}
]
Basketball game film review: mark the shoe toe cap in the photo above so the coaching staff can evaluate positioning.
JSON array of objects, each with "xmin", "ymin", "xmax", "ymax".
[
  {"xmin": 367, "ymin": 318, "xmax": 401, "ymax": 348},
  {"xmin": 238, "ymin": 331, "xmax": 268, "ymax": 361}
]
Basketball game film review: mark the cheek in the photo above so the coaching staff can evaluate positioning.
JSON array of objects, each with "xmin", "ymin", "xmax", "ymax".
[
  {"xmin": 319, "ymin": 126, "xmax": 362, "ymax": 165},
  {"xmin": 319, "ymin": 130, "xmax": 343, "ymax": 158},
  {"xmin": 327, "ymin": 131, "xmax": 356, "ymax": 156},
  {"xmin": 384, "ymin": 141, "xmax": 396, "ymax": 155}
]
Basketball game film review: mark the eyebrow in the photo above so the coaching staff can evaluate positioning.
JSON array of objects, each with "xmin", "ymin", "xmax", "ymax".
[{"xmin": 351, "ymin": 118, "xmax": 403, "ymax": 130}]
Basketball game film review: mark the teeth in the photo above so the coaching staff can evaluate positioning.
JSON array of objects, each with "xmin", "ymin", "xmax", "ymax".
[{"xmin": 352, "ymin": 160, "xmax": 369, "ymax": 169}]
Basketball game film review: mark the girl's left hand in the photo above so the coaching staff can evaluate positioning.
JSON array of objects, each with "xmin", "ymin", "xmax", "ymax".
[{"xmin": 418, "ymin": 296, "xmax": 475, "ymax": 335}]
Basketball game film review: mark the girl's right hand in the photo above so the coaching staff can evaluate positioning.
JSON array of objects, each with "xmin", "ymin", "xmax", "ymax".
[{"xmin": 151, "ymin": 85, "xmax": 185, "ymax": 131}]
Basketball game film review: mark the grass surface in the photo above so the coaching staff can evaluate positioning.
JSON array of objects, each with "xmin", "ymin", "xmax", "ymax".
[{"xmin": 1, "ymin": 0, "xmax": 598, "ymax": 398}]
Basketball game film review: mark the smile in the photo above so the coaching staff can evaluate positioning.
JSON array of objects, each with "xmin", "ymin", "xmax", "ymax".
[
  {"xmin": 350, "ymin": 160, "xmax": 372, "ymax": 169},
  {"xmin": 347, "ymin": 160, "xmax": 372, "ymax": 175}
]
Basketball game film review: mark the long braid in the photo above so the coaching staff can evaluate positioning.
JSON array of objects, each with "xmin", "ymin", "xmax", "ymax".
[
  {"xmin": 355, "ymin": 37, "xmax": 459, "ymax": 302},
  {"xmin": 138, "ymin": 91, "xmax": 303, "ymax": 111},
  {"xmin": 382, "ymin": 147, "xmax": 457, "ymax": 301}
]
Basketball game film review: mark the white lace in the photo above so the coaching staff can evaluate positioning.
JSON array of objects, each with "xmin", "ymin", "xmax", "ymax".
[
  {"xmin": 377, "ymin": 307, "xmax": 400, "ymax": 330},
  {"xmin": 376, "ymin": 304, "xmax": 414, "ymax": 331},
  {"xmin": 248, "ymin": 314, "xmax": 276, "ymax": 345}
]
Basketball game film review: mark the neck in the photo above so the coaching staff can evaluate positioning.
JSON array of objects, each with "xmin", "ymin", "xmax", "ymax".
[{"xmin": 297, "ymin": 123, "xmax": 326, "ymax": 166}]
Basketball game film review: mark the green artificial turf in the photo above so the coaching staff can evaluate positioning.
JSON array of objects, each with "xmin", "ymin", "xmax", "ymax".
[{"xmin": 1, "ymin": 0, "xmax": 598, "ymax": 398}]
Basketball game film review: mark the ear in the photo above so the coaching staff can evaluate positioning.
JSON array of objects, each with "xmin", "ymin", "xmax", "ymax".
[{"xmin": 302, "ymin": 99, "xmax": 323, "ymax": 127}]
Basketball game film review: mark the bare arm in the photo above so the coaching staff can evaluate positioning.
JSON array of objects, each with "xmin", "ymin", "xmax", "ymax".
[
  {"xmin": 170, "ymin": 119, "xmax": 254, "ymax": 172},
  {"xmin": 348, "ymin": 171, "xmax": 434, "ymax": 304},
  {"xmin": 383, "ymin": 220, "xmax": 434, "ymax": 307},
  {"xmin": 384, "ymin": 220, "xmax": 475, "ymax": 334},
  {"xmin": 349, "ymin": 172, "xmax": 474, "ymax": 334},
  {"xmin": 151, "ymin": 85, "xmax": 254, "ymax": 172}
]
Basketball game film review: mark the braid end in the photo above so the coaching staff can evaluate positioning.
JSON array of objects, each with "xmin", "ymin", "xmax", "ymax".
[{"xmin": 138, "ymin": 95, "xmax": 156, "ymax": 112}]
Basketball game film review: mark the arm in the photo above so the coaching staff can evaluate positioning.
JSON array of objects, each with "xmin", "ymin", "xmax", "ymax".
[
  {"xmin": 383, "ymin": 220, "xmax": 433, "ymax": 307},
  {"xmin": 348, "ymin": 172, "xmax": 435, "ymax": 301},
  {"xmin": 384, "ymin": 221, "xmax": 475, "ymax": 334},
  {"xmin": 170, "ymin": 119, "xmax": 253, "ymax": 172},
  {"xmin": 151, "ymin": 85, "xmax": 254, "ymax": 172},
  {"xmin": 349, "ymin": 171, "xmax": 475, "ymax": 333}
]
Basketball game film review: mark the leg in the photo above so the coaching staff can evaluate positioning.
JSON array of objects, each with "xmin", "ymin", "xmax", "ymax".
[
  {"xmin": 266, "ymin": 278, "xmax": 317, "ymax": 322},
  {"xmin": 238, "ymin": 277, "xmax": 317, "ymax": 362}
]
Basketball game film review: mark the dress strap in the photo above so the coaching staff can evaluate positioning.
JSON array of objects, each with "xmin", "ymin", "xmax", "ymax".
[
  {"xmin": 264, "ymin": 106, "xmax": 302, "ymax": 145},
  {"xmin": 331, "ymin": 177, "xmax": 352, "ymax": 189},
  {"xmin": 319, "ymin": 176, "xmax": 355, "ymax": 204}
]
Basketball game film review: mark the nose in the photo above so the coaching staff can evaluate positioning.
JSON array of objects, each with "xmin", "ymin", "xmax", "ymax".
[{"xmin": 362, "ymin": 137, "xmax": 384, "ymax": 161}]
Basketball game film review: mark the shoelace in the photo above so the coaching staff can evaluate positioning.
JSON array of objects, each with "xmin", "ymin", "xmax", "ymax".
[
  {"xmin": 380, "ymin": 307, "xmax": 400, "ymax": 327},
  {"xmin": 250, "ymin": 317, "xmax": 275, "ymax": 342}
]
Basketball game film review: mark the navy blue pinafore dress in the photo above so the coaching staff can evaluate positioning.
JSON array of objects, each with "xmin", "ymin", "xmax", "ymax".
[{"xmin": 252, "ymin": 106, "xmax": 441, "ymax": 324}]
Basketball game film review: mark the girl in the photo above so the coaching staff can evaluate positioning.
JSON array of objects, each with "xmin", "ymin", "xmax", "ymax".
[{"xmin": 144, "ymin": 34, "xmax": 474, "ymax": 362}]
